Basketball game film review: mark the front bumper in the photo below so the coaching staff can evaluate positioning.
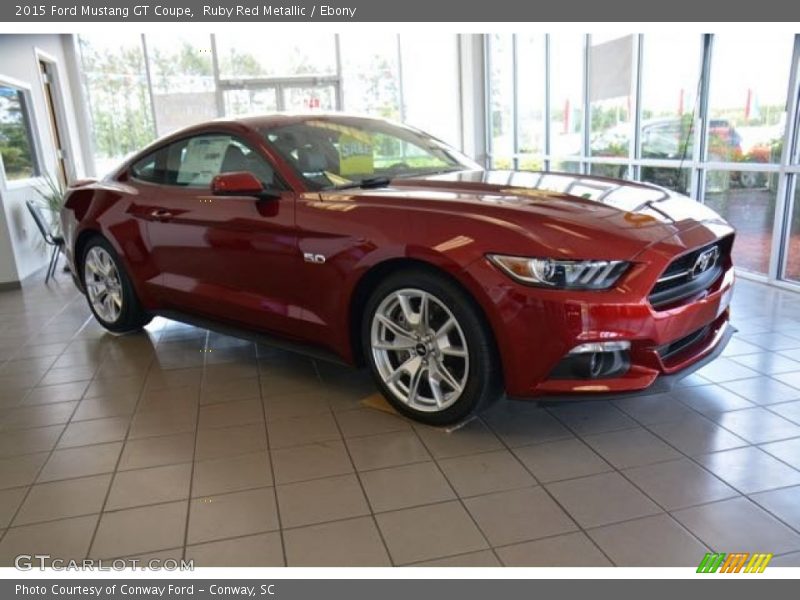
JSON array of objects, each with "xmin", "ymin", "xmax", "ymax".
[
  {"xmin": 527, "ymin": 317, "xmax": 735, "ymax": 401},
  {"xmin": 465, "ymin": 230, "xmax": 736, "ymax": 398}
]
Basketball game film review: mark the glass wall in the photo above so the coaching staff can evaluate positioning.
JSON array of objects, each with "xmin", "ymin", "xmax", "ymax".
[
  {"xmin": 223, "ymin": 89, "xmax": 278, "ymax": 117},
  {"xmin": 639, "ymin": 34, "xmax": 702, "ymax": 163},
  {"xmin": 78, "ymin": 33, "xmax": 462, "ymax": 176},
  {"xmin": 516, "ymin": 36, "xmax": 545, "ymax": 170},
  {"xmin": 780, "ymin": 72, "xmax": 800, "ymax": 283},
  {"xmin": 340, "ymin": 33, "xmax": 401, "ymax": 120},
  {"xmin": 785, "ymin": 178, "xmax": 800, "ymax": 282},
  {"xmin": 704, "ymin": 170, "xmax": 778, "ymax": 274},
  {"xmin": 589, "ymin": 34, "xmax": 635, "ymax": 160},
  {"xmin": 488, "ymin": 34, "xmax": 545, "ymax": 170},
  {"xmin": 487, "ymin": 33, "xmax": 800, "ymax": 281},
  {"xmin": 640, "ymin": 166, "xmax": 691, "ymax": 196},
  {"xmin": 707, "ymin": 35, "xmax": 791, "ymax": 164},
  {"xmin": 79, "ymin": 32, "xmax": 346, "ymax": 174},
  {"xmin": 549, "ymin": 35, "xmax": 584, "ymax": 159},
  {"xmin": 400, "ymin": 35, "xmax": 461, "ymax": 147},
  {"xmin": 145, "ymin": 34, "xmax": 217, "ymax": 136},
  {"xmin": 78, "ymin": 34, "xmax": 155, "ymax": 177},
  {"xmin": 215, "ymin": 34, "xmax": 337, "ymax": 78},
  {"xmin": 704, "ymin": 35, "xmax": 794, "ymax": 273},
  {"xmin": 637, "ymin": 34, "xmax": 702, "ymax": 196},
  {"xmin": 488, "ymin": 33, "xmax": 514, "ymax": 168}
]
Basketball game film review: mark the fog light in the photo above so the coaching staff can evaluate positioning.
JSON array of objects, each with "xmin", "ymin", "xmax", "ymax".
[
  {"xmin": 550, "ymin": 341, "xmax": 631, "ymax": 380},
  {"xmin": 568, "ymin": 341, "xmax": 631, "ymax": 355},
  {"xmin": 588, "ymin": 353, "xmax": 602, "ymax": 377}
]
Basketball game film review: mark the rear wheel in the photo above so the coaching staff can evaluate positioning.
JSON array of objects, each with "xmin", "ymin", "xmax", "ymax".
[
  {"xmin": 82, "ymin": 236, "xmax": 151, "ymax": 333},
  {"xmin": 362, "ymin": 269, "xmax": 502, "ymax": 426}
]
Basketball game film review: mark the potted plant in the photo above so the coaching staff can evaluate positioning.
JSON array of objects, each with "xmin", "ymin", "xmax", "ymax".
[{"xmin": 33, "ymin": 173, "xmax": 66, "ymax": 234}]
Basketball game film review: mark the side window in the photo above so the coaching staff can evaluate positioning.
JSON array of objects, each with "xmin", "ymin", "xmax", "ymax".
[
  {"xmin": 0, "ymin": 83, "xmax": 40, "ymax": 181},
  {"xmin": 131, "ymin": 135, "xmax": 284, "ymax": 190},
  {"xmin": 165, "ymin": 135, "xmax": 282, "ymax": 189},
  {"xmin": 130, "ymin": 147, "xmax": 168, "ymax": 183}
]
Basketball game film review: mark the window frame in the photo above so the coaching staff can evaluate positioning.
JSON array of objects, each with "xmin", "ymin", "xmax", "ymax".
[{"xmin": 0, "ymin": 74, "xmax": 43, "ymax": 191}]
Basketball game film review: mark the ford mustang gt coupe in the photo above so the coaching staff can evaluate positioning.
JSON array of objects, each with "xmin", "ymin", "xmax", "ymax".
[{"xmin": 60, "ymin": 114, "xmax": 735, "ymax": 425}]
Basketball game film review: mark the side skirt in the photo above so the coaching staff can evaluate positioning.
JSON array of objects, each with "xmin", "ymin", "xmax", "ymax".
[{"xmin": 155, "ymin": 309, "xmax": 351, "ymax": 366}]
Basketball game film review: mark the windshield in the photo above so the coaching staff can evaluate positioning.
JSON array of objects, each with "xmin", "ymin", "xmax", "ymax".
[{"xmin": 260, "ymin": 117, "xmax": 478, "ymax": 190}]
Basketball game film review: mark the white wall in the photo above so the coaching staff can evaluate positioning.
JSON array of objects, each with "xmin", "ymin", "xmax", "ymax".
[{"xmin": 0, "ymin": 34, "xmax": 86, "ymax": 285}]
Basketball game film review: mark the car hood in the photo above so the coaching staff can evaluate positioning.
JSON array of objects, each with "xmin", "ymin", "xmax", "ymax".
[{"xmin": 320, "ymin": 170, "xmax": 732, "ymax": 261}]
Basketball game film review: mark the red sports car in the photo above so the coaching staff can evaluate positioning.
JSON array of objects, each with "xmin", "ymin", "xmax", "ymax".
[{"xmin": 60, "ymin": 114, "xmax": 735, "ymax": 425}]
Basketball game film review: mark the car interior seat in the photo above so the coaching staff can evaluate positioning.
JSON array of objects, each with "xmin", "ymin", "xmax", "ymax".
[
  {"xmin": 221, "ymin": 144, "xmax": 249, "ymax": 173},
  {"xmin": 221, "ymin": 143, "xmax": 276, "ymax": 187},
  {"xmin": 297, "ymin": 147, "xmax": 329, "ymax": 174}
]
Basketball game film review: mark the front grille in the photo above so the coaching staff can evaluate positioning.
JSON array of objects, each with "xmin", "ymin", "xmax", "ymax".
[
  {"xmin": 656, "ymin": 325, "xmax": 710, "ymax": 361},
  {"xmin": 649, "ymin": 236, "xmax": 733, "ymax": 309}
]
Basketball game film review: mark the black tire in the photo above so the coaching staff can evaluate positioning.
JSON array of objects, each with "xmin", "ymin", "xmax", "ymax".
[
  {"xmin": 81, "ymin": 235, "xmax": 151, "ymax": 333},
  {"xmin": 361, "ymin": 268, "xmax": 502, "ymax": 426}
]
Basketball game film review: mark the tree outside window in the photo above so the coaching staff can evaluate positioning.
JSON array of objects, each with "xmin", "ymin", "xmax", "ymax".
[{"xmin": 0, "ymin": 84, "xmax": 38, "ymax": 181}]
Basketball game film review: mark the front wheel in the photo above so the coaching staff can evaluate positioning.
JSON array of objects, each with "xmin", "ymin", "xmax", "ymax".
[
  {"xmin": 82, "ymin": 236, "xmax": 151, "ymax": 333},
  {"xmin": 362, "ymin": 269, "xmax": 502, "ymax": 426}
]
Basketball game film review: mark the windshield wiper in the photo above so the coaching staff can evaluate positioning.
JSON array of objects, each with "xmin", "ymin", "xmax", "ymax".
[{"xmin": 329, "ymin": 176, "xmax": 392, "ymax": 191}]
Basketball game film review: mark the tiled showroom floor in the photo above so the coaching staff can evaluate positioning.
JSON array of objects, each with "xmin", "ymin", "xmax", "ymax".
[{"xmin": 2, "ymin": 274, "xmax": 800, "ymax": 567}]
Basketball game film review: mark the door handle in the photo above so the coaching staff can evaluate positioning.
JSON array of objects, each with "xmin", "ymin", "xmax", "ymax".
[{"xmin": 150, "ymin": 209, "xmax": 174, "ymax": 221}]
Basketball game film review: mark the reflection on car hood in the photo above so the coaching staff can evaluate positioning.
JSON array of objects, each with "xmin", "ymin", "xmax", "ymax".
[
  {"xmin": 318, "ymin": 170, "xmax": 732, "ymax": 262},
  {"xmin": 388, "ymin": 170, "xmax": 724, "ymax": 226}
]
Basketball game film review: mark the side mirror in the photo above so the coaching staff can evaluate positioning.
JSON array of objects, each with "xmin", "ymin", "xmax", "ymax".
[{"xmin": 211, "ymin": 171, "xmax": 280, "ymax": 201}]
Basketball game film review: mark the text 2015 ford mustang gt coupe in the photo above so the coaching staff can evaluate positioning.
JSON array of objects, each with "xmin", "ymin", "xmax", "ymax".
[{"xmin": 60, "ymin": 114, "xmax": 735, "ymax": 425}]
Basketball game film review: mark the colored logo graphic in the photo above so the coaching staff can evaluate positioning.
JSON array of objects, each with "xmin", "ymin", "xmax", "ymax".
[{"xmin": 697, "ymin": 552, "xmax": 773, "ymax": 573}]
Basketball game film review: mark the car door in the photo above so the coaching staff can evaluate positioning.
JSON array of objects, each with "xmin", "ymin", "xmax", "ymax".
[{"xmin": 129, "ymin": 132, "xmax": 303, "ymax": 337}]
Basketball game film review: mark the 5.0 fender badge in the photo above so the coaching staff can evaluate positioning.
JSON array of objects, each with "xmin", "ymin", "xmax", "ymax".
[{"xmin": 303, "ymin": 253, "xmax": 326, "ymax": 264}]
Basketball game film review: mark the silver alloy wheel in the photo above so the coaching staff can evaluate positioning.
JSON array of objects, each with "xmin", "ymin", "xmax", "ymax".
[
  {"xmin": 84, "ymin": 246, "xmax": 123, "ymax": 323},
  {"xmin": 370, "ymin": 288, "xmax": 469, "ymax": 412}
]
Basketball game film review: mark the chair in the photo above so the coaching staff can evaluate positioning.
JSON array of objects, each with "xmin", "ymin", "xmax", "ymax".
[{"xmin": 25, "ymin": 200, "xmax": 65, "ymax": 284}]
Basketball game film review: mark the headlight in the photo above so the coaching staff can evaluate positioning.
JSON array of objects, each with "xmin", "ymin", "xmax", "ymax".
[{"xmin": 487, "ymin": 255, "xmax": 629, "ymax": 290}]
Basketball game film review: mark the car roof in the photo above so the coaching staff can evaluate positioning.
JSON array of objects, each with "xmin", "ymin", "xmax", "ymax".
[{"xmin": 131, "ymin": 112, "xmax": 397, "ymax": 153}]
